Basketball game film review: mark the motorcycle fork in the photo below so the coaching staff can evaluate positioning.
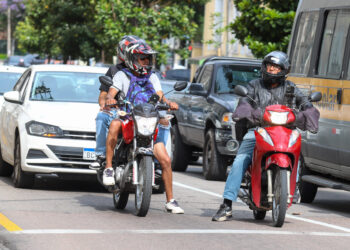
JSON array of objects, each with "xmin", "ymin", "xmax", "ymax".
[
  {"xmin": 132, "ymin": 137, "xmax": 155, "ymax": 186},
  {"xmin": 266, "ymin": 168, "xmax": 291, "ymax": 204}
]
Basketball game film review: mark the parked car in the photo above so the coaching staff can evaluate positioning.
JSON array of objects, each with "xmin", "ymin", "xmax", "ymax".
[
  {"xmin": 0, "ymin": 65, "xmax": 107, "ymax": 188},
  {"xmin": 0, "ymin": 66, "xmax": 26, "ymax": 107},
  {"xmin": 3, "ymin": 55, "xmax": 26, "ymax": 67},
  {"xmin": 165, "ymin": 69, "xmax": 190, "ymax": 81},
  {"xmin": 169, "ymin": 56, "xmax": 261, "ymax": 180}
]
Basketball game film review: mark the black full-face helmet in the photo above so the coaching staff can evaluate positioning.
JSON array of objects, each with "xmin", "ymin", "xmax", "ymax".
[{"xmin": 261, "ymin": 51, "xmax": 291, "ymax": 86}]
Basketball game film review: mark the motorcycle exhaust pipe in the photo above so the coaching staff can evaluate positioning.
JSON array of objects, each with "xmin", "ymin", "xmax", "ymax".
[
  {"xmin": 133, "ymin": 160, "xmax": 138, "ymax": 184},
  {"xmin": 267, "ymin": 170, "xmax": 273, "ymax": 203}
]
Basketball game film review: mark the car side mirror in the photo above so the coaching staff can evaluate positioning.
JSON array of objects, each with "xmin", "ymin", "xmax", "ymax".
[
  {"xmin": 174, "ymin": 81, "xmax": 188, "ymax": 91},
  {"xmin": 234, "ymin": 85, "xmax": 248, "ymax": 97},
  {"xmin": 4, "ymin": 91, "xmax": 22, "ymax": 104},
  {"xmin": 189, "ymin": 83, "xmax": 207, "ymax": 96},
  {"xmin": 99, "ymin": 76, "xmax": 113, "ymax": 87},
  {"xmin": 309, "ymin": 91, "xmax": 322, "ymax": 102}
]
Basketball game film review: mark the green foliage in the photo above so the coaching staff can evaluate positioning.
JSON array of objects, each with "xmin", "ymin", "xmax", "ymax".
[
  {"xmin": 230, "ymin": 0, "xmax": 298, "ymax": 58},
  {"xmin": 0, "ymin": 53, "xmax": 7, "ymax": 60}
]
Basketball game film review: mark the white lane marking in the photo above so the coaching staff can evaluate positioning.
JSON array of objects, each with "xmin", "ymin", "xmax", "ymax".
[
  {"xmin": 10, "ymin": 229, "xmax": 350, "ymax": 237},
  {"xmin": 173, "ymin": 181, "xmax": 350, "ymax": 233}
]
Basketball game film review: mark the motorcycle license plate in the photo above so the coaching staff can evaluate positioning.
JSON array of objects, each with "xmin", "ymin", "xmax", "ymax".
[{"xmin": 83, "ymin": 148, "xmax": 96, "ymax": 160}]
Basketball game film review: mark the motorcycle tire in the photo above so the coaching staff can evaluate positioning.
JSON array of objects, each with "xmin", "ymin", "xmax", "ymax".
[
  {"xmin": 113, "ymin": 191, "xmax": 129, "ymax": 209},
  {"xmin": 134, "ymin": 156, "xmax": 153, "ymax": 217},
  {"xmin": 272, "ymin": 168, "xmax": 288, "ymax": 227},
  {"xmin": 253, "ymin": 210, "xmax": 266, "ymax": 220}
]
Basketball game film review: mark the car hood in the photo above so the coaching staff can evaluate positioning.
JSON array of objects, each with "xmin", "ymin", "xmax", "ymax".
[
  {"xmin": 214, "ymin": 93, "xmax": 240, "ymax": 111},
  {"xmin": 26, "ymin": 101, "xmax": 99, "ymax": 131}
]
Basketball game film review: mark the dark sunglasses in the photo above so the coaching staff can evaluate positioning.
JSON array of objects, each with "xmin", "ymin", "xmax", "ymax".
[{"xmin": 138, "ymin": 54, "xmax": 151, "ymax": 61}]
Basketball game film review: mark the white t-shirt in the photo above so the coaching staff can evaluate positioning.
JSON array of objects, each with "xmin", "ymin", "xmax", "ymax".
[{"xmin": 111, "ymin": 71, "xmax": 162, "ymax": 95}]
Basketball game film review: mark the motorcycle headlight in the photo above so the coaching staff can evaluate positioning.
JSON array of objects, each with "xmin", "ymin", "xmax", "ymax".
[
  {"xmin": 256, "ymin": 127, "xmax": 274, "ymax": 146},
  {"xmin": 288, "ymin": 129, "xmax": 300, "ymax": 147},
  {"xmin": 134, "ymin": 115, "xmax": 158, "ymax": 136},
  {"xmin": 25, "ymin": 121, "xmax": 63, "ymax": 138},
  {"xmin": 269, "ymin": 111, "xmax": 289, "ymax": 125},
  {"xmin": 221, "ymin": 112, "xmax": 233, "ymax": 126}
]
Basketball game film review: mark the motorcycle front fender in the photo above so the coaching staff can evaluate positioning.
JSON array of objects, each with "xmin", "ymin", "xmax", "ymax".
[{"xmin": 265, "ymin": 153, "xmax": 292, "ymax": 170}]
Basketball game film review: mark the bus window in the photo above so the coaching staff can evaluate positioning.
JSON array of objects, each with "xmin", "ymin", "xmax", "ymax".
[
  {"xmin": 317, "ymin": 9, "xmax": 350, "ymax": 78},
  {"xmin": 290, "ymin": 11, "xmax": 319, "ymax": 75}
]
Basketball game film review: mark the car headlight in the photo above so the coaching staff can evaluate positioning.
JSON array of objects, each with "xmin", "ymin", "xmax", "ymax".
[
  {"xmin": 221, "ymin": 112, "xmax": 233, "ymax": 126},
  {"xmin": 134, "ymin": 116, "xmax": 158, "ymax": 136},
  {"xmin": 288, "ymin": 129, "xmax": 300, "ymax": 147},
  {"xmin": 256, "ymin": 127, "xmax": 274, "ymax": 146},
  {"xmin": 25, "ymin": 121, "xmax": 63, "ymax": 138},
  {"xmin": 269, "ymin": 111, "xmax": 289, "ymax": 125}
]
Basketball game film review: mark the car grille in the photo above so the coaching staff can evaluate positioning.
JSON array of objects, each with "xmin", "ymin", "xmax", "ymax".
[
  {"xmin": 47, "ymin": 145, "xmax": 94, "ymax": 162},
  {"xmin": 62, "ymin": 130, "xmax": 95, "ymax": 140}
]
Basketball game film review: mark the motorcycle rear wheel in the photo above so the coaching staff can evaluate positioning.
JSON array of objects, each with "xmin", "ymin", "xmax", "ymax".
[
  {"xmin": 113, "ymin": 191, "xmax": 129, "ymax": 209},
  {"xmin": 272, "ymin": 168, "xmax": 288, "ymax": 227},
  {"xmin": 135, "ymin": 156, "xmax": 153, "ymax": 217}
]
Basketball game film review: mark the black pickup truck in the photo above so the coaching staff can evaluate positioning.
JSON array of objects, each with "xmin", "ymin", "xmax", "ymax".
[{"xmin": 169, "ymin": 57, "xmax": 261, "ymax": 180}]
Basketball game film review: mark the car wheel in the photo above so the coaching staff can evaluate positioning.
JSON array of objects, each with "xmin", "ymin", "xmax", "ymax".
[
  {"xmin": 170, "ymin": 124, "xmax": 190, "ymax": 172},
  {"xmin": 0, "ymin": 145, "xmax": 13, "ymax": 177},
  {"xmin": 12, "ymin": 137, "xmax": 34, "ymax": 188},
  {"xmin": 203, "ymin": 129, "xmax": 227, "ymax": 180},
  {"xmin": 299, "ymin": 156, "xmax": 318, "ymax": 203}
]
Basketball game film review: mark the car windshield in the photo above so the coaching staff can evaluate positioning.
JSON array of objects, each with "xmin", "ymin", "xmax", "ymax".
[
  {"xmin": 0, "ymin": 72, "xmax": 23, "ymax": 94},
  {"xmin": 30, "ymin": 71, "xmax": 102, "ymax": 103},
  {"xmin": 215, "ymin": 65, "xmax": 261, "ymax": 94}
]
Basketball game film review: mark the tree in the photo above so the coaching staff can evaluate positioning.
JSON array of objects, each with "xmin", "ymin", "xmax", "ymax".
[
  {"xmin": 95, "ymin": 0, "xmax": 199, "ymax": 65},
  {"xmin": 229, "ymin": 0, "xmax": 298, "ymax": 58}
]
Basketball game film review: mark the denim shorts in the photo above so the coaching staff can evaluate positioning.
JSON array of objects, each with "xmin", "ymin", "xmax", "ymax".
[{"xmin": 155, "ymin": 123, "xmax": 171, "ymax": 145}]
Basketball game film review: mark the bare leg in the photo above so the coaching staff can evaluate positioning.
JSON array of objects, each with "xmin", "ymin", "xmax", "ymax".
[
  {"xmin": 154, "ymin": 142, "xmax": 173, "ymax": 202},
  {"xmin": 105, "ymin": 120, "xmax": 122, "ymax": 168}
]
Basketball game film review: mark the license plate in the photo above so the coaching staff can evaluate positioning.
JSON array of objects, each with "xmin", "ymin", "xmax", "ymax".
[{"xmin": 83, "ymin": 148, "xmax": 96, "ymax": 160}]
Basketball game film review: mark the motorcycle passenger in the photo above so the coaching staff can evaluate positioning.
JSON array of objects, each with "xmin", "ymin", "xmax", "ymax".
[
  {"xmin": 212, "ymin": 51, "xmax": 320, "ymax": 222},
  {"xmin": 90, "ymin": 36, "xmax": 129, "ymax": 169},
  {"xmin": 104, "ymin": 36, "xmax": 184, "ymax": 214}
]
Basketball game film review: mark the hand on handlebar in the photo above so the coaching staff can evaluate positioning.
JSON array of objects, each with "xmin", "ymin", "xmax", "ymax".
[{"xmin": 169, "ymin": 101, "xmax": 178, "ymax": 110}]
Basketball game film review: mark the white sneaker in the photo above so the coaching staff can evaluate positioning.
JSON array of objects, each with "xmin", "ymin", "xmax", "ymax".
[
  {"xmin": 103, "ymin": 168, "xmax": 115, "ymax": 186},
  {"xmin": 165, "ymin": 199, "xmax": 184, "ymax": 214}
]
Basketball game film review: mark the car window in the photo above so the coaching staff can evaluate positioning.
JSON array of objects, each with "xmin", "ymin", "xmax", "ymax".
[
  {"xmin": 30, "ymin": 71, "xmax": 103, "ymax": 103},
  {"xmin": 20, "ymin": 73, "xmax": 32, "ymax": 101},
  {"xmin": 317, "ymin": 9, "xmax": 350, "ymax": 78},
  {"xmin": 13, "ymin": 70, "xmax": 30, "ymax": 92},
  {"xmin": 215, "ymin": 65, "xmax": 261, "ymax": 94},
  {"xmin": 198, "ymin": 64, "xmax": 214, "ymax": 91},
  {"xmin": 0, "ymin": 72, "xmax": 23, "ymax": 94}
]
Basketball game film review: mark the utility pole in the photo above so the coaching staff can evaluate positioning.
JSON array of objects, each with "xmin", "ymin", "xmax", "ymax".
[{"xmin": 7, "ymin": 0, "xmax": 12, "ymax": 57}]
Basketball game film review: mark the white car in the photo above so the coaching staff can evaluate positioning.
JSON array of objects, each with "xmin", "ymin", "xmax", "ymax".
[
  {"xmin": 0, "ymin": 64, "xmax": 107, "ymax": 188},
  {"xmin": 0, "ymin": 66, "xmax": 26, "ymax": 107}
]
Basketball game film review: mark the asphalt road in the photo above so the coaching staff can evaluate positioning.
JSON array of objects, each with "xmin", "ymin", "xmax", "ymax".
[{"xmin": 0, "ymin": 163, "xmax": 350, "ymax": 250}]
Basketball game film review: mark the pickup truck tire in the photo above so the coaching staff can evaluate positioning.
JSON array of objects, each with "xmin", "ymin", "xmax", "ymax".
[
  {"xmin": 299, "ymin": 157, "xmax": 318, "ymax": 203},
  {"xmin": 170, "ymin": 124, "xmax": 190, "ymax": 172},
  {"xmin": 203, "ymin": 129, "xmax": 227, "ymax": 180}
]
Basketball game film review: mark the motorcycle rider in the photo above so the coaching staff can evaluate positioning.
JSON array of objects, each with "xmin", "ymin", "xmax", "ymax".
[
  {"xmin": 104, "ymin": 36, "xmax": 184, "ymax": 214},
  {"xmin": 212, "ymin": 51, "xmax": 320, "ymax": 221},
  {"xmin": 90, "ymin": 36, "xmax": 128, "ymax": 169}
]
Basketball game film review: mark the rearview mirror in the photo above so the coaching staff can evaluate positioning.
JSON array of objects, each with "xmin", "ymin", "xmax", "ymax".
[
  {"xmin": 174, "ymin": 81, "xmax": 188, "ymax": 91},
  {"xmin": 4, "ymin": 91, "xmax": 22, "ymax": 104},
  {"xmin": 189, "ymin": 83, "xmax": 207, "ymax": 96},
  {"xmin": 234, "ymin": 85, "xmax": 248, "ymax": 97},
  {"xmin": 99, "ymin": 76, "xmax": 113, "ymax": 87},
  {"xmin": 309, "ymin": 91, "xmax": 322, "ymax": 102},
  {"xmin": 149, "ymin": 93, "xmax": 160, "ymax": 104}
]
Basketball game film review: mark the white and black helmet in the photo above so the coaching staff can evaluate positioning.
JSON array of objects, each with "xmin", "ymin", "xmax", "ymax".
[{"xmin": 261, "ymin": 51, "xmax": 291, "ymax": 86}]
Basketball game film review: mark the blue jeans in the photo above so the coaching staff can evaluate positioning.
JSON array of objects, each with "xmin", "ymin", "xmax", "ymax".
[
  {"xmin": 95, "ymin": 109, "xmax": 118, "ymax": 157},
  {"xmin": 223, "ymin": 130, "xmax": 256, "ymax": 201}
]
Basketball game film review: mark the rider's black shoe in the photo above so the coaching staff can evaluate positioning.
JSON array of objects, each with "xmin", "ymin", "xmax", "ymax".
[
  {"xmin": 89, "ymin": 155, "xmax": 106, "ymax": 170},
  {"xmin": 212, "ymin": 204, "xmax": 232, "ymax": 222}
]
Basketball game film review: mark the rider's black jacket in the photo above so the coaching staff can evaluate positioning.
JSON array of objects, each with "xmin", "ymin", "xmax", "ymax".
[{"xmin": 233, "ymin": 78, "xmax": 319, "ymax": 135}]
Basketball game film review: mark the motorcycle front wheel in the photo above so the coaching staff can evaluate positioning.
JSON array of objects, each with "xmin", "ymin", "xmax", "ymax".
[
  {"xmin": 135, "ymin": 156, "xmax": 153, "ymax": 217},
  {"xmin": 272, "ymin": 168, "xmax": 288, "ymax": 227},
  {"xmin": 113, "ymin": 191, "xmax": 129, "ymax": 209}
]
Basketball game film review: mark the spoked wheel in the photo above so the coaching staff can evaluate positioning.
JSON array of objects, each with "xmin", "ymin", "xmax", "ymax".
[
  {"xmin": 113, "ymin": 191, "xmax": 129, "ymax": 209},
  {"xmin": 272, "ymin": 168, "xmax": 288, "ymax": 227},
  {"xmin": 135, "ymin": 156, "xmax": 152, "ymax": 217},
  {"xmin": 12, "ymin": 137, "xmax": 34, "ymax": 189},
  {"xmin": 253, "ymin": 210, "xmax": 266, "ymax": 220}
]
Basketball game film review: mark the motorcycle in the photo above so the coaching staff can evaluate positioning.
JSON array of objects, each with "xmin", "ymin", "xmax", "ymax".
[
  {"xmin": 96, "ymin": 76, "xmax": 187, "ymax": 217},
  {"xmin": 234, "ymin": 85, "xmax": 321, "ymax": 227}
]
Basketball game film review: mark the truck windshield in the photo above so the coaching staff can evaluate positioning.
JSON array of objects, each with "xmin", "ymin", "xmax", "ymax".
[{"xmin": 215, "ymin": 65, "xmax": 260, "ymax": 94}]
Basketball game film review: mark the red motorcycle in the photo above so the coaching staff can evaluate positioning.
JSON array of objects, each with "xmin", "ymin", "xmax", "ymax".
[{"xmin": 234, "ymin": 85, "xmax": 321, "ymax": 227}]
